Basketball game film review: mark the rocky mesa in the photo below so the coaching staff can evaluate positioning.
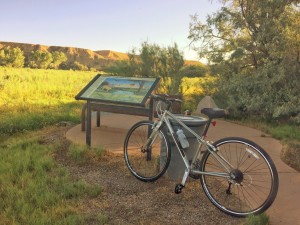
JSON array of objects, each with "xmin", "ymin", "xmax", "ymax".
[
  {"xmin": 0, "ymin": 41, "xmax": 130, "ymax": 70},
  {"xmin": 0, "ymin": 41, "xmax": 200, "ymax": 70}
]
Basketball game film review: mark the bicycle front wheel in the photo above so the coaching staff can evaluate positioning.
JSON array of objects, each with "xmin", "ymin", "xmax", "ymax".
[
  {"xmin": 200, "ymin": 137, "xmax": 278, "ymax": 217},
  {"xmin": 124, "ymin": 120, "xmax": 171, "ymax": 182}
]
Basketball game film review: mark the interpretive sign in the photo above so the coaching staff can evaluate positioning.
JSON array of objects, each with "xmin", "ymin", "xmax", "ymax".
[
  {"xmin": 75, "ymin": 74, "xmax": 160, "ymax": 145},
  {"xmin": 76, "ymin": 75, "xmax": 160, "ymax": 106}
]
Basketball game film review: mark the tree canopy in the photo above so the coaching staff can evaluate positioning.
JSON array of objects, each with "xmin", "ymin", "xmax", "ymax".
[
  {"xmin": 105, "ymin": 41, "xmax": 185, "ymax": 94},
  {"xmin": 189, "ymin": 0, "xmax": 300, "ymax": 122},
  {"xmin": 28, "ymin": 50, "xmax": 53, "ymax": 69},
  {"xmin": 0, "ymin": 47, "xmax": 25, "ymax": 68},
  {"xmin": 51, "ymin": 51, "xmax": 67, "ymax": 69}
]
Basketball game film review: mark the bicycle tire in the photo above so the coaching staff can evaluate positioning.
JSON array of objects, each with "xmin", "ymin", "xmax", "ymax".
[
  {"xmin": 124, "ymin": 120, "xmax": 171, "ymax": 182},
  {"xmin": 200, "ymin": 137, "xmax": 278, "ymax": 217}
]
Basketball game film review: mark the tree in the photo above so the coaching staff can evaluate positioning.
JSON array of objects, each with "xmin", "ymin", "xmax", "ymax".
[
  {"xmin": 28, "ymin": 50, "xmax": 53, "ymax": 69},
  {"xmin": 51, "ymin": 51, "xmax": 67, "ymax": 69},
  {"xmin": 132, "ymin": 42, "xmax": 185, "ymax": 94},
  {"xmin": 0, "ymin": 47, "xmax": 25, "ymax": 68},
  {"xmin": 189, "ymin": 0, "xmax": 300, "ymax": 122},
  {"xmin": 69, "ymin": 61, "xmax": 88, "ymax": 71},
  {"xmin": 103, "ymin": 41, "xmax": 185, "ymax": 94},
  {"xmin": 179, "ymin": 64, "xmax": 207, "ymax": 78},
  {"xmin": 104, "ymin": 60, "xmax": 137, "ymax": 77}
]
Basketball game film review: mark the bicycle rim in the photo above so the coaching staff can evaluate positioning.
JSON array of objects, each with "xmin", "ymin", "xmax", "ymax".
[
  {"xmin": 124, "ymin": 121, "xmax": 171, "ymax": 182},
  {"xmin": 200, "ymin": 137, "xmax": 278, "ymax": 217}
]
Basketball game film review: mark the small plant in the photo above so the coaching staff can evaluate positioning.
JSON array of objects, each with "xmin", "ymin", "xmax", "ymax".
[
  {"xmin": 68, "ymin": 144, "xmax": 89, "ymax": 164},
  {"xmin": 68, "ymin": 143, "xmax": 106, "ymax": 164},
  {"xmin": 93, "ymin": 146, "xmax": 106, "ymax": 158},
  {"xmin": 244, "ymin": 213, "xmax": 270, "ymax": 225},
  {"xmin": 90, "ymin": 214, "xmax": 109, "ymax": 224}
]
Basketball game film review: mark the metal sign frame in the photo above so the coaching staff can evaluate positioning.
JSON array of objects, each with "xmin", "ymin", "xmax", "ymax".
[
  {"xmin": 75, "ymin": 74, "xmax": 160, "ymax": 145},
  {"xmin": 75, "ymin": 74, "xmax": 160, "ymax": 107}
]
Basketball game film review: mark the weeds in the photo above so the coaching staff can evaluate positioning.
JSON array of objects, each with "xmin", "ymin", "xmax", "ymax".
[
  {"xmin": 0, "ymin": 136, "xmax": 103, "ymax": 224},
  {"xmin": 244, "ymin": 213, "xmax": 269, "ymax": 225},
  {"xmin": 68, "ymin": 143, "xmax": 106, "ymax": 164},
  {"xmin": 0, "ymin": 67, "xmax": 96, "ymax": 135},
  {"xmin": 229, "ymin": 117, "xmax": 300, "ymax": 171}
]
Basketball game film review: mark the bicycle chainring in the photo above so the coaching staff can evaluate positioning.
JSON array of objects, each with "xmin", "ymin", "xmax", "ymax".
[{"xmin": 189, "ymin": 159, "xmax": 202, "ymax": 179}]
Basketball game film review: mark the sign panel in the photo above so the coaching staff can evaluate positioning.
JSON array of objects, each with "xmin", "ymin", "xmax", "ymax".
[{"xmin": 76, "ymin": 75, "xmax": 160, "ymax": 106}]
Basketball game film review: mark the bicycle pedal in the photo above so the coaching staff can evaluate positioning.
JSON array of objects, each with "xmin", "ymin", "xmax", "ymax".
[{"xmin": 175, "ymin": 184, "xmax": 184, "ymax": 194}]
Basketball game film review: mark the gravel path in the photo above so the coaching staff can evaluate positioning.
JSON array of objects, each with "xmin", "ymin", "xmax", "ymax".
[{"xmin": 54, "ymin": 130, "xmax": 242, "ymax": 225}]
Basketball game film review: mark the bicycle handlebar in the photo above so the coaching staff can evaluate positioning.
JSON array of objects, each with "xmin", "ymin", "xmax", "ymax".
[{"xmin": 150, "ymin": 94, "xmax": 182, "ymax": 104}]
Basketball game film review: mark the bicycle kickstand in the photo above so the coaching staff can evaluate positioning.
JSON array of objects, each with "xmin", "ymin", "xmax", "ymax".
[{"xmin": 175, "ymin": 168, "xmax": 189, "ymax": 194}]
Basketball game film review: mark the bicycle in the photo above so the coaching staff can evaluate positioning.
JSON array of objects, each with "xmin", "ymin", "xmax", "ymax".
[{"xmin": 124, "ymin": 94, "xmax": 278, "ymax": 217}]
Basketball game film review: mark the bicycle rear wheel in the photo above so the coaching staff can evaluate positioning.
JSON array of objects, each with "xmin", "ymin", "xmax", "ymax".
[
  {"xmin": 124, "ymin": 121, "xmax": 171, "ymax": 182},
  {"xmin": 200, "ymin": 137, "xmax": 278, "ymax": 217}
]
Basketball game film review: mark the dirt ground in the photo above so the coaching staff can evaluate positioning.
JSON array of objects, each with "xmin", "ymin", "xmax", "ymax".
[{"xmin": 50, "ymin": 126, "xmax": 242, "ymax": 225}]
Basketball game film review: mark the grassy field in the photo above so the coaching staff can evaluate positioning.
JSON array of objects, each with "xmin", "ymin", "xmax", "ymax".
[
  {"xmin": 0, "ymin": 67, "xmax": 96, "ymax": 136},
  {"xmin": 0, "ymin": 67, "xmax": 216, "ymax": 135},
  {"xmin": 0, "ymin": 132, "xmax": 106, "ymax": 224},
  {"xmin": 0, "ymin": 67, "xmax": 108, "ymax": 224}
]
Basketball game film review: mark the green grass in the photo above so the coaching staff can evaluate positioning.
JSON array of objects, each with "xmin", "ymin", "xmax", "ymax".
[
  {"xmin": 244, "ymin": 213, "xmax": 270, "ymax": 225},
  {"xmin": 0, "ymin": 67, "xmax": 216, "ymax": 135},
  {"xmin": 0, "ymin": 67, "xmax": 97, "ymax": 135},
  {"xmin": 230, "ymin": 116, "xmax": 300, "ymax": 142},
  {"xmin": 0, "ymin": 135, "xmax": 105, "ymax": 224},
  {"xmin": 68, "ymin": 143, "xmax": 106, "ymax": 165},
  {"xmin": 231, "ymin": 117, "xmax": 300, "ymax": 171},
  {"xmin": 0, "ymin": 67, "xmax": 109, "ymax": 224},
  {"xmin": 266, "ymin": 124, "xmax": 300, "ymax": 142}
]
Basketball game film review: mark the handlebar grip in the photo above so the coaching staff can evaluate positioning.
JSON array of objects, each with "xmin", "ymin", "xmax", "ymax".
[{"xmin": 151, "ymin": 94, "xmax": 168, "ymax": 102}]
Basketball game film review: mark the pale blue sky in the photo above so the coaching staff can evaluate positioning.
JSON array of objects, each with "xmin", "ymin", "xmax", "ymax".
[{"xmin": 0, "ymin": 0, "xmax": 222, "ymax": 60}]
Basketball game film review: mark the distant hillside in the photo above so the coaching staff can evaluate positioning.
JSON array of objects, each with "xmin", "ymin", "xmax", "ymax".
[
  {"xmin": 96, "ymin": 50, "xmax": 129, "ymax": 61},
  {"xmin": 0, "ymin": 41, "xmax": 202, "ymax": 70},
  {"xmin": 0, "ymin": 41, "xmax": 118, "ymax": 70}
]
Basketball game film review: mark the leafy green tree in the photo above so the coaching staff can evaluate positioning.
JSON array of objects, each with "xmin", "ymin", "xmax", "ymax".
[
  {"xmin": 139, "ymin": 42, "xmax": 163, "ymax": 78},
  {"xmin": 51, "ymin": 51, "xmax": 67, "ymax": 69},
  {"xmin": 69, "ymin": 61, "xmax": 88, "ymax": 71},
  {"xmin": 179, "ymin": 64, "xmax": 207, "ymax": 78},
  {"xmin": 104, "ymin": 60, "xmax": 137, "ymax": 77},
  {"xmin": 104, "ymin": 41, "xmax": 185, "ymax": 94},
  {"xmin": 28, "ymin": 50, "xmax": 53, "ymax": 69},
  {"xmin": 0, "ymin": 47, "xmax": 25, "ymax": 68},
  {"xmin": 189, "ymin": 0, "xmax": 300, "ymax": 122},
  {"xmin": 133, "ymin": 42, "xmax": 185, "ymax": 94}
]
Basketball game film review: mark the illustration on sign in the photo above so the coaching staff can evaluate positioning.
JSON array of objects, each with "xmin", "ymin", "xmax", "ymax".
[{"xmin": 77, "ymin": 75, "xmax": 159, "ymax": 105}]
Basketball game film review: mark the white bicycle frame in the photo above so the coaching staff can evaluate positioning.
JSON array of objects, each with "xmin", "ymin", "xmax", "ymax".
[{"xmin": 146, "ymin": 107, "xmax": 233, "ymax": 187}]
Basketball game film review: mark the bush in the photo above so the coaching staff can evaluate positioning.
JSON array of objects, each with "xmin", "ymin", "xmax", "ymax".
[{"xmin": 217, "ymin": 61, "xmax": 300, "ymax": 123}]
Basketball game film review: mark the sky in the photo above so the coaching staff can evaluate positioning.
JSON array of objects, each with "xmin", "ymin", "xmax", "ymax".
[{"xmin": 0, "ymin": 0, "xmax": 222, "ymax": 61}]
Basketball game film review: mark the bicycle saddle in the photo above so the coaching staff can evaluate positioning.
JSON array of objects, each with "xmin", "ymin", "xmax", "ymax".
[{"xmin": 201, "ymin": 108, "xmax": 226, "ymax": 119}]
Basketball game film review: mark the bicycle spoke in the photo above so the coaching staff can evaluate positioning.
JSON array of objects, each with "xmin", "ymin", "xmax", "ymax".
[
  {"xmin": 124, "ymin": 121, "xmax": 171, "ymax": 182},
  {"xmin": 201, "ymin": 138, "xmax": 278, "ymax": 217}
]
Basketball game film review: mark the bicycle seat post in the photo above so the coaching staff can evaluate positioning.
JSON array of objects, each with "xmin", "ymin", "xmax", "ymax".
[
  {"xmin": 201, "ymin": 108, "xmax": 226, "ymax": 138},
  {"xmin": 201, "ymin": 117, "xmax": 212, "ymax": 138}
]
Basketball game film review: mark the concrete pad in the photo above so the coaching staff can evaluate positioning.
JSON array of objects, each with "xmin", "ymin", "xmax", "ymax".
[
  {"xmin": 66, "ymin": 113, "xmax": 300, "ymax": 225},
  {"xmin": 66, "ymin": 112, "xmax": 148, "ymax": 152}
]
